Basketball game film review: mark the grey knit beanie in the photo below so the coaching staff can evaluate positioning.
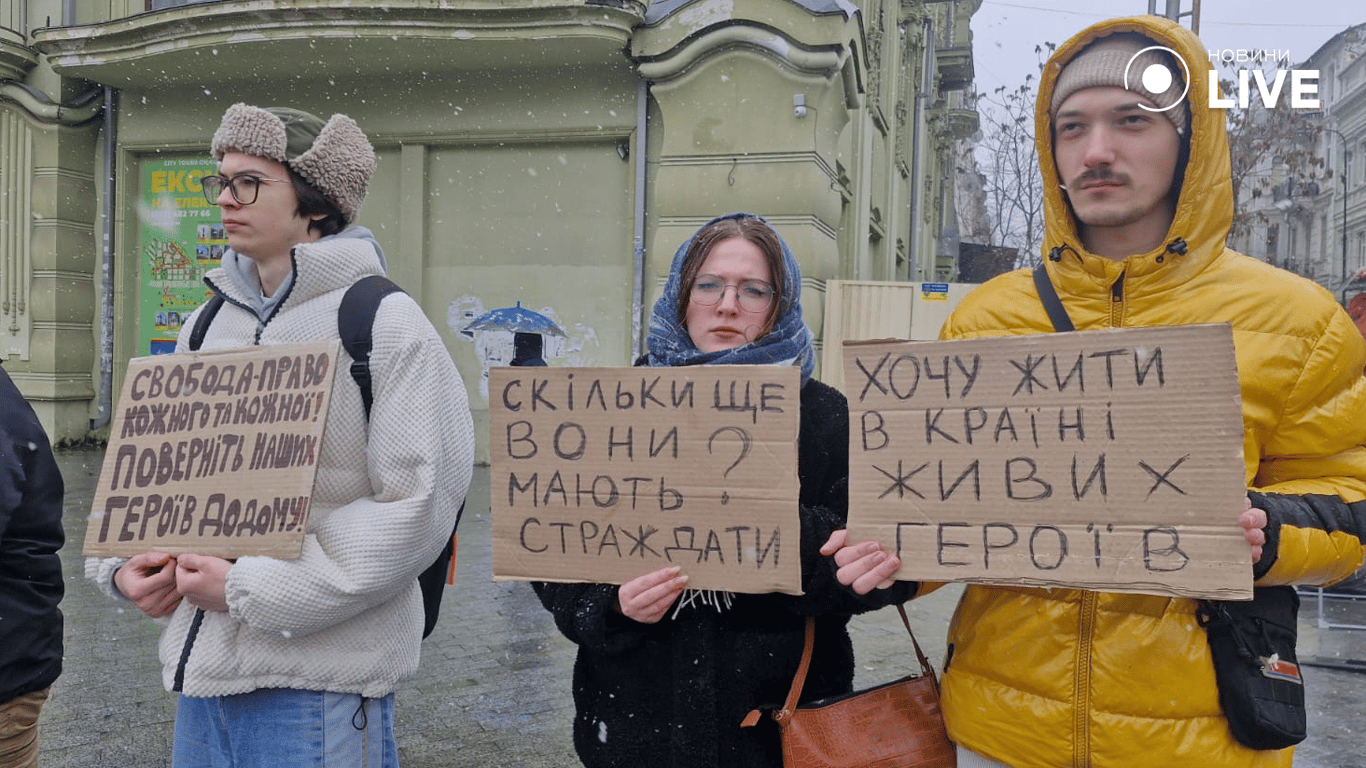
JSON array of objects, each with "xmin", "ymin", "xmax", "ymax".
[
  {"xmin": 1051, "ymin": 33, "xmax": 1189, "ymax": 136},
  {"xmin": 211, "ymin": 103, "xmax": 376, "ymax": 223}
]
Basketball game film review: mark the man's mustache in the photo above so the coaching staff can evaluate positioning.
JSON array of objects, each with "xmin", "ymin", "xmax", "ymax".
[{"xmin": 1064, "ymin": 167, "xmax": 1130, "ymax": 190}]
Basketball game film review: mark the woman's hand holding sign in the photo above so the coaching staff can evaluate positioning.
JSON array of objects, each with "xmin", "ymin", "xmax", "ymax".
[
  {"xmin": 615, "ymin": 566, "xmax": 689, "ymax": 624},
  {"xmin": 821, "ymin": 530, "xmax": 902, "ymax": 595}
]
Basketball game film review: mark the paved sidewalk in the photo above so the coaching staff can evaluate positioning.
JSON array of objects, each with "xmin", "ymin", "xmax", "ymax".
[{"xmin": 40, "ymin": 448, "xmax": 1366, "ymax": 767}]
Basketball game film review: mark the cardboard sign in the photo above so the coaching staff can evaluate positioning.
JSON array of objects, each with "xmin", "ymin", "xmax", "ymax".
[
  {"xmin": 84, "ymin": 340, "xmax": 340, "ymax": 559},
  {"xmin": 844, "ymin": 324, "xmax": 1252, "ymax": 600},
  {"xmin": 490, "ymin": 366, "xmax": 803, "ymax": 595}
]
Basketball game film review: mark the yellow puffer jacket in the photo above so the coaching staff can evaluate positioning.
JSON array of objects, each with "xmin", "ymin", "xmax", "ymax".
[{"xmin": 936, "ymin": 15, "xmax": 1366, "ymax": 768}]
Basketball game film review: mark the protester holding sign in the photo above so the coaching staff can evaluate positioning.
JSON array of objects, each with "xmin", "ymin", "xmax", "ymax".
[
  {"xmin": 0, "ymin": 366, "xmax": 64, "ymax": 768},
  {"xmin": 532, "ymin": 213, "xmax": 913, "ymax": 768},
  {"xmin": 825, "ymin": 15, "xmax": 1366, "ymax": 768},
  {"xmin": 86, "ymin": 103, "xmax": 474, "ymax": 767}
]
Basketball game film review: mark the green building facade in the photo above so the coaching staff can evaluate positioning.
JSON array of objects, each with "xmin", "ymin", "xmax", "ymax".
[{"xmin": 1, "ymin": 0, "xmax": 979, "ymax": 458}]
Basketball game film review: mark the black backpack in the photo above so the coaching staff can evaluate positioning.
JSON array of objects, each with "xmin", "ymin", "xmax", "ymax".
[{"xmin": 189, "ymin": 275, "xmax": 460, "ymax": 638}]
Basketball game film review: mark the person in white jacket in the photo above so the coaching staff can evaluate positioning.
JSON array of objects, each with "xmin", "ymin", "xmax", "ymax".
[{"xmin": 89, "ymin": 103, "xmax": 474, "ymax": 768}]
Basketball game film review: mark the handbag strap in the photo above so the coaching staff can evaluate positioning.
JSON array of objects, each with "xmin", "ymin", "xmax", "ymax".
[
  {"xmin": 776, "ymin": 605, "xmax": 936, "ymax": 722},
  {"xmin": 1032, "ymin": 262, "xmax": 1075, "ymax": 332}
]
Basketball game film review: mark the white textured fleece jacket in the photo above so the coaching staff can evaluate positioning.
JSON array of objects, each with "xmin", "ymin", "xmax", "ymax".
[{"xmin": 90, "ymin": 229, "xmax": 474, "ymax": 698}]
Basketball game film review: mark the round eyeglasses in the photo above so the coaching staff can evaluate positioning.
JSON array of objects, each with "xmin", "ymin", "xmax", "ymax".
[
  {"xmin": 200, "ymin": 173, "xmax": 289, "ymax": 206},
  {"xmin": 690, "ymin": 274, "xmax": 775, "ymax": 313}
]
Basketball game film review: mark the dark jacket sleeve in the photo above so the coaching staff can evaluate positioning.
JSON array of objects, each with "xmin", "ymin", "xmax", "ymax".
[
  {"xmin": 531, "ymin": 580, "xmax": 663, "ymax": 655},
  {"xmin": 1247, "ymin": 491, "xmax": 1366, "ymax": 581},
  {"xmin": 0, "ymin": 366, "xmax": 65, "ymax": 704}
]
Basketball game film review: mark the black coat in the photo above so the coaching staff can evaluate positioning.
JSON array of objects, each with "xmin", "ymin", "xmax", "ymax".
[
  {"xmin": 0, "ymin": 365, "xmax": 65, "ymax": 704},
  {"xmin": 533, "ymin": 379, "xmax": 915, "ymax": 768}
]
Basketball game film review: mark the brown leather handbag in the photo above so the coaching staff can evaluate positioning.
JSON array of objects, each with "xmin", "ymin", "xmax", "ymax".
[{"xmin": 742, "ymin": 605, "xmax": 956, "ymax": 768}]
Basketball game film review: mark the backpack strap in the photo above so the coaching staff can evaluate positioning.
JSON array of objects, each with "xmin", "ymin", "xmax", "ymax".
[
  {"xmin": 1032, "ymin": 262, "xmax": 1075, "ymax": 333},
  {"xmin": 187, "ymin": 294, "xmax": 226, "ymax": 351},
  {"xmin": 336, "ymin": 275, "xmax": 465, "ymax": 637},
  {"xmin": 338, "ymin": 275, "xmax": 406, "ymax": 419}
]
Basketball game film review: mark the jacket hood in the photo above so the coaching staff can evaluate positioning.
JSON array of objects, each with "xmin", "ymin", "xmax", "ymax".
[
  {"xmin": 1037, "ymin": 15, "xmax": 1233, "ymax": 290},
  {"xmin": 219, "ymin": 225, "xmax": 387, "ymax": 320}
]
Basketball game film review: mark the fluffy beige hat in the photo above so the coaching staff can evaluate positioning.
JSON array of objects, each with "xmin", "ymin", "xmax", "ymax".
[
  {"xmin": 1051, "ymin": 33, "xmax": 1189, "ymax": 136},
  {"xmin": 211, "ymin": 103, "xmax": 376, "ymax": 223}
]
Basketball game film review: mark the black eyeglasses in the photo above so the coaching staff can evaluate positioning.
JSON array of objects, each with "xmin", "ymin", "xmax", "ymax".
[
  {"xmin": 200, "ymin": 173, "xmax": 289, "ymax": 206},
  {"xmin": 691, "ymin": 274, "xmax": 776, "ymax": 313}
]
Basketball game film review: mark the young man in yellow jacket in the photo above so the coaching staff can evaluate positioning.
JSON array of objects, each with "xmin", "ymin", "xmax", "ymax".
[{"xmin": 824, "ymin": 15, "xmax": 1366, "ymax": 768}]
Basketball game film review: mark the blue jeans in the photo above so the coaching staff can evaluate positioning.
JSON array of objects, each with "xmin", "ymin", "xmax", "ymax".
[{"xmin": 172, "ymin": 688, "xmax": 397, "ymax": 768}]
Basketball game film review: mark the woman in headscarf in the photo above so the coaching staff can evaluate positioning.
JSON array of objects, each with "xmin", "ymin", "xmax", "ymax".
[{"xmin": 532, "ymin": 213, "xmax": 914, "ymax": 768}]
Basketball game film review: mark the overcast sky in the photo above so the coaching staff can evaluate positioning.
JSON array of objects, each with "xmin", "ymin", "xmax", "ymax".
[{"xmin": 971, "ymin": 0, "xmax": 1364, "ymax": 99}]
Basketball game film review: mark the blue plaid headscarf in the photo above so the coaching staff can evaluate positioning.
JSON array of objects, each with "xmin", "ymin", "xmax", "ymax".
[{"xmin": 645, "ymin": 213, "xmax": 815, "ymax": 384}]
